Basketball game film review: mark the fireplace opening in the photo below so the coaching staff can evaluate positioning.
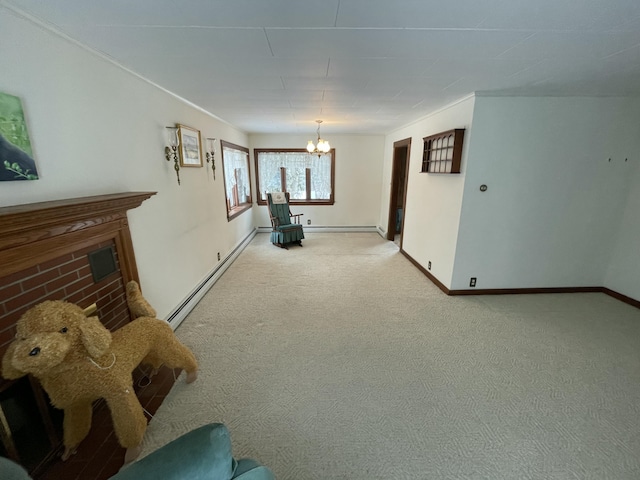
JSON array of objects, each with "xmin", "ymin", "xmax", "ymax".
[{"xmin": 0, "ymin": 377, "xmax": 63, "ymax": 473}]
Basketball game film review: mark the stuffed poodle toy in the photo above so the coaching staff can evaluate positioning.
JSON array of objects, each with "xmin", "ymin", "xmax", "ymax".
[{"xmin": 1, "ymin": 281, "xmax": 198, "ymax": 463}]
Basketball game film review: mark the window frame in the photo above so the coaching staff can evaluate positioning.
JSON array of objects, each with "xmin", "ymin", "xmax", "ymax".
[
  {"xmin": 253, "ymin": 148, "xmax": 335, "ymax": 206},
  {"xmin": 220, "ymin": 140, "xmax": 253, "ymax": 221}
]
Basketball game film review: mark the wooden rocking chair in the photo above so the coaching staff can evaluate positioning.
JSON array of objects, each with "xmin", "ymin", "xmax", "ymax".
[{"xmin": 266, "ymin": 192, "xmax": 304, "ymax": 249}]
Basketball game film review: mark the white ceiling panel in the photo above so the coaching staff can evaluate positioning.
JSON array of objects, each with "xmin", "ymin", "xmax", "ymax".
[
  {"xmin": 498, "ymin": 31, "xmax": 640, "ymax": 62},
  {"xmin": 59, "ymin": 25, "xmax": 272, "ymax": 59},
  {"xmin": 10, "ymin": 0, "xmax": 341, "ymax": 27},
  {"xmin": 328, "ymin": 57, "xmax": 439, "ymax": 79},
  {"xmin": 428, "ymin": 58, "xmax": 536, "ymax": 78},
  {"xmin": 336, "ymin": 0, "xmax": 491, "ymax": 28},
  {"xmin": 282, "ymin": 76, "xmax": 368, "ymax": 92},
  {"xmin": 364, "ymin": 76, "xmax": 457, "ymax": 92},
  {"xmin": 4, "ymin": 0, "xmax": 640, "ymax": 134},
  {"xmin": 478, "ymin": 0, "xmax": 640, "ymax": 31},
  {"xmin": 266, "ymin": 29, "xmax": 532, "ymax": 59}
]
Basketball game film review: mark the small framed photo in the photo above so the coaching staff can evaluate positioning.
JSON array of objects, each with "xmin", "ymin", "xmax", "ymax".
[{"xmin": 177, "ymin": 124, "xmax": 203, "ymax": 167}]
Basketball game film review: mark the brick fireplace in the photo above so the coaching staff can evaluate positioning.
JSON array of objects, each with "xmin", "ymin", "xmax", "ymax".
[{"xmin": 0, "ymin": 192, "xmax": 155, "ymax": 476}]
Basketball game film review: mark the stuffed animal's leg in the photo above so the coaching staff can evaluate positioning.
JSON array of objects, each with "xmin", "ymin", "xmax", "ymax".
[
  {"xmin": 106, "ymin": 388, "xmax": 147, "ymax": 462},
  {"xmin": 141, "ymin": 352, "xmax": 162, "ymax": 378},
  {"xmin": 152, "ymin": 339, "xmax": 198, "ymax": 383},
  {"xmin": 62, "ymin": 402, "xmax": 93, "ymax": 460}
]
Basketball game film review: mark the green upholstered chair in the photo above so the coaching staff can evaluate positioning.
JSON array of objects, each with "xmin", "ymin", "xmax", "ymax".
[
  {"xmin": 267, "ymin": 192, "xmax": 304, "ymax": 249},
  {"xmin": 110, "ymin": 423, "xmax": 274, "ymax": 480},
  {"xmin": 0, "ymin": 456, "xmax": 30, "ymax": 480},
  {"xmin": 1, "ymin": 424, "xmax": 274, "ymax": 480}
]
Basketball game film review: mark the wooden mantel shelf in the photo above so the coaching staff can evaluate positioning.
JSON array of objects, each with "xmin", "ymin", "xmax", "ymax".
[
  {"xmin": 0, "ymin": 192, "xmax": 156, "ymax": 236},
  {"xmin": 0, "ymin": 191, "xmax": 156, "ymax": 279}
]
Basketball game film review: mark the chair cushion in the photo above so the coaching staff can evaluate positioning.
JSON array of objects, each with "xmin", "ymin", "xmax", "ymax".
[
  {"xmin": 110, "ymin": 423, "xmax": 234, "ymax": 480},
  {"xmin": 269, "ymin": 201, "xmax": 292, "ymax": 226},
  {"xmin": 276, "ymin": 224, "xmax": 302, "ymax": 232},
  {"xmin": 0, "ymin": 457, "xmax": 31, "ymax": 480}
]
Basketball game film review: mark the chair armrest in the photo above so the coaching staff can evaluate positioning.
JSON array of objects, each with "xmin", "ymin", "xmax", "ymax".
[
  {"xmin": 110, "ymin": 424, "xmax": 234, "ymax": 480},
  {"xmin": 290, "ymin": 213, "xmax": 303, "ymax": 224}
]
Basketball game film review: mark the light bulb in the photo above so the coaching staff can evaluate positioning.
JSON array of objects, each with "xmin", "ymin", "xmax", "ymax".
[
  {"xmin": 165, "ymin": 127, "xmax": 179, "ymax": 147},
  {"xmin": 318, "ymin": 140, "xmax": 330, "ymax": 153}
]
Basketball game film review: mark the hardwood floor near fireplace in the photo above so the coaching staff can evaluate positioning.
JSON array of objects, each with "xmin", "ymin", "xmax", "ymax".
[{"xmin": 35, "ymin": 366, "xmax": 179, "ymax": 480}]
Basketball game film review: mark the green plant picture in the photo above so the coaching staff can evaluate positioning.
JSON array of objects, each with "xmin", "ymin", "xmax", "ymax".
[{"xmin": 0, "ymin": 92, "xmax": 39, "ymax": 181}]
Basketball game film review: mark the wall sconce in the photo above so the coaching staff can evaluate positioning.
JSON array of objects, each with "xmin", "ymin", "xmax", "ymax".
[
  {"xmin": 164, "ymin": 126, "xmax": 181, "ymax": 185},
  {"xmin": 205, "ymin": 137, "xmax": 216, "ymax": 180}
]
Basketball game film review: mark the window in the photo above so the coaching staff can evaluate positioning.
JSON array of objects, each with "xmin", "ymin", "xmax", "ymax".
[
  {"xmin": 220, "ymin": 140, "xmax": 252, "ymax": 220},
  {"xmin": 254, "ymin": 149, "xmax": 335, "ymax": 205},
  {"xmin": 421, "ymin": 129, "xmax": 465, "ymax": 174}
]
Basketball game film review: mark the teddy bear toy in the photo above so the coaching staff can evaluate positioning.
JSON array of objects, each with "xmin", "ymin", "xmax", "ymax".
[{"xmin": 1, "ymin": 281, "xmax": 198, "ymax": 463}]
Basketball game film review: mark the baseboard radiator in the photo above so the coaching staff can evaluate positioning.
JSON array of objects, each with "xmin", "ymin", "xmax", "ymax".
[{"xmin": 166, "ymin": 228, "xmax": 257, "ymax": 329}]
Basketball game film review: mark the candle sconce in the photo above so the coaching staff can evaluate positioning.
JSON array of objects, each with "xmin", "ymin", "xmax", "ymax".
[
  {"xmin": 205, "ymin": 137, "xmax": 216, "ymax": 180},
  {"xmin": 165, "ymin": 126, "xmax": 181, "ymax": 185}
]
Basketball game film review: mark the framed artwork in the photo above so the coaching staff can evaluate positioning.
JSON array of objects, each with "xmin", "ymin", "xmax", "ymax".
[
  {"xmin": 0, "ymin": 92, "xmax": 39, "ymax": 181},
  {"xmin": 178, "ymin": 124, "xmax": 203, "ymax": 167}
]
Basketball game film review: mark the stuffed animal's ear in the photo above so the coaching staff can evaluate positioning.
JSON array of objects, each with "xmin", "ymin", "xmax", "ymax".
[
  {"xmin": 1, "ymin": 342, "xmax": 27, "ymax": 380},
  {"xmin": 78, "ymin": 317, "xmax": 112, "ymax": 358}
]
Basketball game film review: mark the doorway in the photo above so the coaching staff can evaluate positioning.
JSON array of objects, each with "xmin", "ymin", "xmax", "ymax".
[{"xmin": 387, "ymin": 138, "xmax": 411, "ymax": 247}]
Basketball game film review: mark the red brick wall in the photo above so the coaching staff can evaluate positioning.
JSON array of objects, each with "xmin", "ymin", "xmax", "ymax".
[{"xmin": 0, "ymin": 239, "xmax": 130, "ymax": 355}]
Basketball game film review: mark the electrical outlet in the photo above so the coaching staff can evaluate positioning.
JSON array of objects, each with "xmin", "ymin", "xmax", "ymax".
[
  {"xmin": 307, "ymin": 219, "xmax": 311, "ymax": 225},
  {"xmin": 217, "ymin": 252, "xmax": 221, "ymax": 261},
  {"xmin": 470, "ymin": 277, "xmax": 477, "ymax": 287},
  {"xmin": 428, "ymin": 261, "xmax": 431, "ymax": 270}
]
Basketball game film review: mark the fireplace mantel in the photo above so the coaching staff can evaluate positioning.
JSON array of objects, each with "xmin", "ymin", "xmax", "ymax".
[{"xmin": 0, "ymin": 192, "xmax": 156, "ymax": 280}]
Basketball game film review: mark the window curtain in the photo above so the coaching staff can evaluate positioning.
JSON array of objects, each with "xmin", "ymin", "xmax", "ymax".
[
  {"xmin": 257, "ymin": 152, "xmax": 331, "ymax": 200},
  {"xmin": 310, "ymin": 155, "xmax": 331, "ymax": 200},
  {"xmin": 223, "ymin": 146, "xmax": 250, "ymax": 207}
]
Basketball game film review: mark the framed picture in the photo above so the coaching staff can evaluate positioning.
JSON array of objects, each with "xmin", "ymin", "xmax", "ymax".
[
  {"xmin": 177, "ymin": 124, "xmax": 203, "ymax": 167},
  {"xmin": 0, "ymin": 92, "xmax": 39, "ymax": 181}
]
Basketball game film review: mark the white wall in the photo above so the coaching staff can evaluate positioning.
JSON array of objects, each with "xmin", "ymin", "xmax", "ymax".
[
  {"xmin": 380, "ymin": 96, "xmax": 475, "ymax": 287},
  {"xmin": 248, "ymin": 134, "xmax": 384, "ymax": 228},
  {"xmin": 604, "ymin": 161, "xmax": 640, "ymax": 300},
  {"xmin": 0, "ymin": 7, "xmax": 253, "ymax": 317},
  {"xmin": 452, "ymin": 96, "xmax": 640, "ymax": 291}
]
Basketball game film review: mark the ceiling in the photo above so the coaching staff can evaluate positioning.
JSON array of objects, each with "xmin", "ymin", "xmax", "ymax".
[{"xmin": 5, "ymin": 0, "xmax": 640, "ymax": 135}]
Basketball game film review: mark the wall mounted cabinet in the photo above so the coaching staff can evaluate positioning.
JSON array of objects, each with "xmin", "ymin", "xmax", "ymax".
[{"xmin": 421, "ymin": 129, "xmax": 465, "ymax": 174}]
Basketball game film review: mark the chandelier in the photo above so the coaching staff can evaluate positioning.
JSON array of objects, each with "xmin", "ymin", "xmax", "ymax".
[{"xmin": 306, "ymin": 120, "xmax": 331, "ymax": 156}]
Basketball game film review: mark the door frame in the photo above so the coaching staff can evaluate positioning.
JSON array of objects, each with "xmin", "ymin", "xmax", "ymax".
[{"xmin": 386, "ymin": 137, "xmax": 411, "ymax": 244}]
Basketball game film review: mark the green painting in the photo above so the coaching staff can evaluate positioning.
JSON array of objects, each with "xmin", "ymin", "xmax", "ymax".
[{"xmin": 0, "ymin": 92, "xmax": 39, "ymax": 181}]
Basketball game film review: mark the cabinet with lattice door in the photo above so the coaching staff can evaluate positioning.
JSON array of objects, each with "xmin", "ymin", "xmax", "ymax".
[{"xmin": 421, "ymin": 128, "xmax": 465, "ymax": 174}]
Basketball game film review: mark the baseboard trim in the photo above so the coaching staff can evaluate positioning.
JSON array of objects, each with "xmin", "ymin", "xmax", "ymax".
[
  {"xmin": 448, "ymin": 287, "xmax": 603, "ymax": 295},
  {"xmin": 400, "ymin": 248, "xmax": 450, "ymax": 294},
  {"xmin": 400, "ymin": 249, "xmax": 640, "ymax": 310},
  {"xmin": 601, "ymin": 287, "xmax": 640, "ymax": 310},
  {"xmin": 257, "ymin": 225, "xmax": 378, "ymax": 233},
  {"xmin": 166, "ymin": 228, "xmax": 258, "ymax": 329}
]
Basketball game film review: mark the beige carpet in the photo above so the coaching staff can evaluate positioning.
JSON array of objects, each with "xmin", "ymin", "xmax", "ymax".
[{"xmin": 139, "ymin": 232, "xmax": 640, "ymax": 479}]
